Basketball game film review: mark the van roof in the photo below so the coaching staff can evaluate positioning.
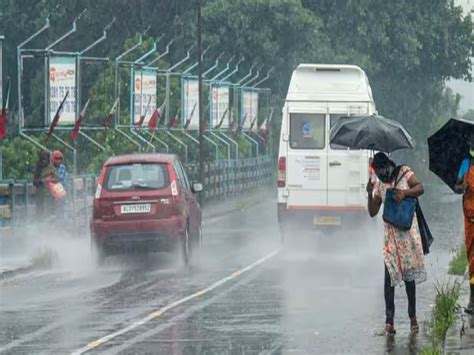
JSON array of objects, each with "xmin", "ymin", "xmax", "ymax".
[
  {"xmin": 105, "ymin": 153, "xmax": 177, "ymax": 166},
  {"xmin": 286, "ymin": 64, "xmax": 374, "ymax": 102}
]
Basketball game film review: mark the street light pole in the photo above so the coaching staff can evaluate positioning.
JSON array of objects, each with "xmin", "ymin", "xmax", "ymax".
[{"xmin": 197, "ymin": 0, "xmax": 205, "ymax": 202}]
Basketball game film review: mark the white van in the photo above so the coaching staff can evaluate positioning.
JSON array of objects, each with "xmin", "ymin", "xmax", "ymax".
[{"xmin": 277, "ymin": 64, "xmax": 376, "ymax": 237}]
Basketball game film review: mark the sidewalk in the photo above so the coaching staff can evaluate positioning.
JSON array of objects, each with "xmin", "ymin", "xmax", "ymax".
[
  {"xmin": 445, "ymin": 278, "xmax": 474, "ymax": 354},
  {"xmin": 0, "ymin": 228, "xmax": 33, "ymax": 278}
]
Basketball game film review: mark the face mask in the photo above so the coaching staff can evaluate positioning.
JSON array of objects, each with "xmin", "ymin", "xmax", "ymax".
[
  {"xmin": 376, "ymin": 166, "xmax": 393, "ymax": 183},
  {"xmin": 470, "ymin": 148, "xmax": 474, "ymax": 158}
]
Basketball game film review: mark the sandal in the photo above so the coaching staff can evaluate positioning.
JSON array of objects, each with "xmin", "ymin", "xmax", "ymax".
[{"xmin": 380, "ymin": 323, "xmax": 396, "ymax": 336}]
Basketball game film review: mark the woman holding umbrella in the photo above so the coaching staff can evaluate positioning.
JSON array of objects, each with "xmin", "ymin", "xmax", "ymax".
[
  {"xmin": 428, "ymin": 118, "xmax": 474, "ymax": 314},
  {"xmin": 331, "ymin": 114, "xmax": 426, "ymax": 335},
  {"xmin": 454, "ymin": 132, "xmax": 474, "ymax": 313},
  {"xmin": 367, "ymin": 153, "xmax": 426, "ymax": 335}
]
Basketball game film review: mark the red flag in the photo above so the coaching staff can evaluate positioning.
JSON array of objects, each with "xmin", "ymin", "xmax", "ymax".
[
  {"xmin": 236, "ymin": 113, "xmax": 248, "ymax": 134},
  {"xmin": 147, "ymin": 108, "xmax": 160, "ymax": 130},
  {"xmin": 258, "ymin": 117, "xmax": 268, "ymax": 137},
  {"xmin": 148, "ymin": 101, "xmax": 165, "ymax": 131},
  {"xmin": 167, "ymin": 108, "xmax": 180, "ymax": 129},
  {"xmin": 249, "ymin": 114, "xmax": 258, "ymax": 131},
  {"xmin": 259, "ymin": 110, "xmax": 273, "ymax": 143},
  {"xmin": 0, "ymin": 108, "xmax": 6, "ymax": 139},
  {"xmin": 183, "ymin": 102, "xmax": 197, "ymax": 130},
  {"xmin": 214, "ymin": 107, "xmax": 229, "ymax": 130},
  {"xmin": 47, "ymin": 91, "xmax": 69, "ymax": 139},
  {"xmin": 0, "ymin": 78, "xmax": 10, "ymax": 139},
  {"xmin": 72, "ymin": 99, "xmax": 91, "ymax": 142},
  {"xmin": 102, "ymin": 98, "xmax": 119, "ymax": 131},
  {"xmin": 137, "ymin": 96, "xmax": 152, "ymax": 127}
]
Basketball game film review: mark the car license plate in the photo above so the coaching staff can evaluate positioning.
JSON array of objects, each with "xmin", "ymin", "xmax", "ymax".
[
  {"xmin": 313, "ymin": 216, "xmax": 341, "ymax": 225},
  {"xmin": 121, "ymin": 204, "xmax": 151, "ymax": 214}
]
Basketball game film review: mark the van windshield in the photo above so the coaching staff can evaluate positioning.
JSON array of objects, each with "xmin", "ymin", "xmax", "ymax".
[
  {"xmin": 104, "ymin": 163, "xmax": 169, "ymax": 191},
  {"xmin": 289, "ymin": 113, "xmax": 325, "ymax": 149}
]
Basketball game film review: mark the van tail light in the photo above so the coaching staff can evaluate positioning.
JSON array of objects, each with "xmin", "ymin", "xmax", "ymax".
[
  {"xmin": 167, "ymin": 163, "xmax": 179, "ymax": 203},
  {"xmin": 95, "ymin": 166, "xmax": 107, "ymax": 200},
  {"xmin": 278, "ymin": 157, "xmax": 286, "ymax": 188}
]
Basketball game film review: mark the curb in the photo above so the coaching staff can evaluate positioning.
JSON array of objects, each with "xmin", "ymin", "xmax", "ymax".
[
  {"xmin": 0, "ymin": 264, "xmax": 37, "ymax": 280},
  {"xmin": 444, "ymin": 274, "xmax": 473, "ymax": 354}
]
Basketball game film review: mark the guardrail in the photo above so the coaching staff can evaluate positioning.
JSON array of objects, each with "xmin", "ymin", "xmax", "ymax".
[{"xmin": 0, "ymin": 156, "xmax": 274, "ymax": 234}]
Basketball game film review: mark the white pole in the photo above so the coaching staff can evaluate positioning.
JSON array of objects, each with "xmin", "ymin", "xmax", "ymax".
[{"xmin": 0, "ymin": 35, "xmax": 4, "ymax": 181}]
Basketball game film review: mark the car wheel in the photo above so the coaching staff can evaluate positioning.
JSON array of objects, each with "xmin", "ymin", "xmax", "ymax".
[
  {"xmin": 197, "ymin": 225, "xmax": 203, "ymax": 247},
  {"xmin": 91, "ymin": 240, "xmax": 106, "ymax": 267},
  {"xmin": 182, "ymin": 228, "xmax": 191, "ymax": 265}
]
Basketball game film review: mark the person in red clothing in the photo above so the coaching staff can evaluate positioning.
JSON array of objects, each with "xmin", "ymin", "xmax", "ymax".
[{"xmin": 455, "ymin": 132, "xmax": 474, "ymax": 313}]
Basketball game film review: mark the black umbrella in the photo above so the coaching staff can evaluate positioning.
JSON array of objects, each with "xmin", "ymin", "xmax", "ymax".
[
  {"xmin": 329, "ymin": 114, "xmax": 414, "ymax": 153},
  {"xmin": 428, "ymin": 117, "xmax": 474, "ymax": 192}
]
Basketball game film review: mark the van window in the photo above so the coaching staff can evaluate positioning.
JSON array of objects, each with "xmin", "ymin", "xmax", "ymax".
[
  {"xmin": 104, "ymin": 163, "xmax": 169, "ymax": 191},
  {"xmin": 330, "ymin": 114, "xmax": 355, "ymax": 150},
  {"xmin": 289, "ymin": 113, "xmax": 325, "ymax": 149}
]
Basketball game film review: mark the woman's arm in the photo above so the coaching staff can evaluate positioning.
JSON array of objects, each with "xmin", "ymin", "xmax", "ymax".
[
  {"xmin": 394, "ymin": 172, "xmax": 424, "ymax": 202},
  {"xmin": 367, "ymin": 180, "xmax": 382, "ymax": 217}
]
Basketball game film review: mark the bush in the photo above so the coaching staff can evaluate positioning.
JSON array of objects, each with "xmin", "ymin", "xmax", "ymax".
[
  {"xmin": 422, "ymin": 278, "xmax": 461, "ymax": 353},
  {"xmin": 448, "ymin": 242, "xmax": 467, "ymax": 276}
]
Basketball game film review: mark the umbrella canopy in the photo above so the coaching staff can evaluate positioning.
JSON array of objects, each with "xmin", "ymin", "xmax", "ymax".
[
  {"xmin": 329, "ymin": 114, "xmax": 414, "ymax": 153},
  {"xmin": 428, "ymin": 117, "xmax": 474, "ymax": 192}
]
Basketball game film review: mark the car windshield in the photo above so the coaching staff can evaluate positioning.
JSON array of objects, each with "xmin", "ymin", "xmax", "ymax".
[{"xmin": 104, "ymin": 163, "xmax": 169, "ymax": 191}]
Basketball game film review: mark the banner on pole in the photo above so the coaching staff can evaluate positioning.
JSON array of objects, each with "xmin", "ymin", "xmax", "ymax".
[
  {"xmin": 133, "ymin": 69, "xmax": 157, "ymax": 125},
  {"xmin": 241, "ymin": 89, "xmax": 258, "ymax": 131},
  {"xmin": 211, "ymin": 84, "xmax": 229, "ymax": 129},
  {"xmin": 182, "ymin": 78, "xmax": 200, "ymax": 130},
  {"xmin": 49, "ymin": 56, "xmax": 77, "ymax": 124}
]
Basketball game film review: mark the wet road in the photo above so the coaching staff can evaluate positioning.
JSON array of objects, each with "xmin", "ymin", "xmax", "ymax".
[{"xmin": 0, "ymin": 187, "xmax": 464, "ymax": 354}]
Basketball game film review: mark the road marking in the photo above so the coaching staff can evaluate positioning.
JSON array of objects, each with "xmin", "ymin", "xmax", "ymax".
[
  {"xmin": 71, "ymin": 248, "xmax": 280, "ymax": 354},
  {"xmin": 101, "ymin": 260, "xmax": 266, "ymax": 355}
]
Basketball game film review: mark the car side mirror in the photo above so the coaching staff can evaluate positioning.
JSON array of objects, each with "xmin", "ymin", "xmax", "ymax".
[{"xmin": 192, "ymin": 183, "xmax": 203, "ymax": 193}]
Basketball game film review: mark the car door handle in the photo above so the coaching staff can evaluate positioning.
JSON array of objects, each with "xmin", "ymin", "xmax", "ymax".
[{"xmin": 329, "ymin": 161, "xmax": 342, "ymax": 167}]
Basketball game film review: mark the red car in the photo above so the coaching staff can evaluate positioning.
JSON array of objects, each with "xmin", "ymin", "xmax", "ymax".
[{"xmin": 90, "ymin": 153, "xmax": 203, "ymax": 264}]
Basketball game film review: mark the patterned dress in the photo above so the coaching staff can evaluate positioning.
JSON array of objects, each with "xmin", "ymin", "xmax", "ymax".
[{"xmin": 375, "ymin": 166, "xmax": 427, "ymax": 287}]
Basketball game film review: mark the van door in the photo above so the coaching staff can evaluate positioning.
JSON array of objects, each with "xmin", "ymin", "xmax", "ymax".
[
  {"xmin": 327, "ymin": 114, "xmax": 369, "ymax": 207},
  {"xmin": 286, "ymin": 113, "xmax": 327, "ymax": 207}
]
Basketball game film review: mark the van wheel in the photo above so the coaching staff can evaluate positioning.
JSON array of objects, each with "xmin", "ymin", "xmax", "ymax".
[
  {"xmin": 182, "ymin": 229, "xmax": 191, "ymax": 265},
  {"xmin": 279, "ymin": 223, "xmax": 289, "ymax": 244}
]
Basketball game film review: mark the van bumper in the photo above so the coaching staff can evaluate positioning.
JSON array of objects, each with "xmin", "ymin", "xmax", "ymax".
[{"xmin": 277, "ymin": 203, "xmax": 368, "ymax": 229}]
